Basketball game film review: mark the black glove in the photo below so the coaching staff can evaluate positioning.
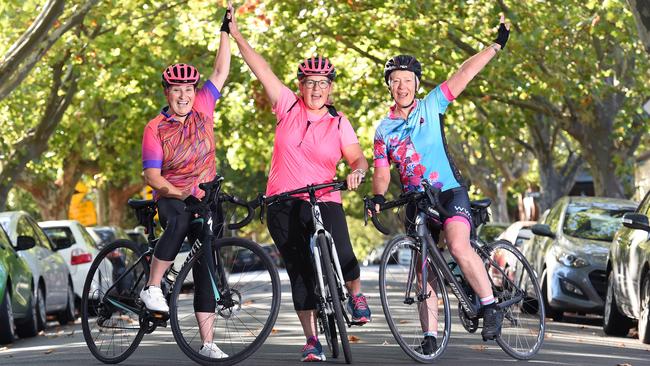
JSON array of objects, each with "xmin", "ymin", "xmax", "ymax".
[
  {"xmin": 220, "ymin": 8, "xmax": 231, "ymax": 33},
  {"xmin": 371, "ymin": 194, "xmax": 386, "ymax": 206},
  {"xmin": 493, "ymin": 22, "xmax": 509, "ymax": 50},
  {"xmin": 183, "ymin": 195, "xmax": 201, "ymax": 207}
]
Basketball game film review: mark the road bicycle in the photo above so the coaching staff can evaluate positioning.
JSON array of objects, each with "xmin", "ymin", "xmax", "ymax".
[
  {"xmin": 364, "ymin": 181, "xmax": 545, "ymax": 363},
  {"xmin": 81, "ymin": 175, "xmax": 281, "ymax": 365},
  {"xmin": 264, "ymin": 180, "xmax": 355, "ymax": 364}
]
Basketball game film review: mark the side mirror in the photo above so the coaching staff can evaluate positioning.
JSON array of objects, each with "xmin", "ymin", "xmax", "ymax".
[
  {"xmin": 16, "ymin": 236, "xmax": 36, "ymax": 251},
  {"xmin": 622, "ymin": 213, "xmax": 650, "ymax": 232},
  {"xmin": 531, "ymin": 224, "xmax": 556, "ymax": 239}
]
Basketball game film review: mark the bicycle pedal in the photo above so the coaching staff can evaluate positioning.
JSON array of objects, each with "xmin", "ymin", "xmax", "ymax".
[{"xmin": 149, "ymin": 311, "xmax": 170, "ymax": 321}]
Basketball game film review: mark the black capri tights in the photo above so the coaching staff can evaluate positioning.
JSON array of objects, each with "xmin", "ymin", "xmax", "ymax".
[
  {"xmin": 267, "ymin": 199, "xmax": 360, "ymax": 311},
  {"xmin": 154, "ymin": 197, "xmax": 217, "ymax": 313}
]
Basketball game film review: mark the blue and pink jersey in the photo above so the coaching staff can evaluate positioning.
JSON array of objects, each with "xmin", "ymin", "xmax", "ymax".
[
  {"xmin": 266, "ymin": 86, "xmax": 360, "ymax": 203},
  {"xmin": 373, "ymin": 81, "xmax": 465, "ymax": 193},
  {"xmin": 142, "ymin": 80, "xmax": 221, "ymax": 199}
]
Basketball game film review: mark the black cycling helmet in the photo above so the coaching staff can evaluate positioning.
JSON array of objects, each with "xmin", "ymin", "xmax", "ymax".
[{"xmin": 384, "ymin": 55, "xmax": 422, "ymax": 85}]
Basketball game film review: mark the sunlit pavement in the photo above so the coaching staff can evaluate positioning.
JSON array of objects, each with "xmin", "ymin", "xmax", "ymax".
[{"xmin": 1, "ymin": 266, "xmax": 649, "ymax": 365}]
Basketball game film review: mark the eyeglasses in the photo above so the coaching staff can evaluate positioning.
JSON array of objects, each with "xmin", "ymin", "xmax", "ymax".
[{"xmin": 301, "ymin": 79, "xmax": 331, "ymax": 89}]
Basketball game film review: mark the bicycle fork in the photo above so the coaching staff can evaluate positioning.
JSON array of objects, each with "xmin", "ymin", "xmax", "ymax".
[{"xmin": 310, "ymin": 205, "xmax": 350, "ymax": 317}]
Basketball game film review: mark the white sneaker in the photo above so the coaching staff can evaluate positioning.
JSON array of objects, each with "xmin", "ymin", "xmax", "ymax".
[
  {"xmin": 199, "ymin": 342, "xmax": 228, "ymax": 359},
  {"xmin": 139, "ymin": 286, "xmax": 169, "ymax": 312}
]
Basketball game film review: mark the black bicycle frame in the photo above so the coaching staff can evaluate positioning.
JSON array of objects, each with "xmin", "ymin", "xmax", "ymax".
[{"xmin": 408, "ymin": 211, "xmax": 524, "ymax": 318}]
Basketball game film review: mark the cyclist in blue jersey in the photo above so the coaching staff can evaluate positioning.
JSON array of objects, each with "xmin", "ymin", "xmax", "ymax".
[{"xmin": 370, "ymin": 15, "xmax": 510, "ymax": 354}]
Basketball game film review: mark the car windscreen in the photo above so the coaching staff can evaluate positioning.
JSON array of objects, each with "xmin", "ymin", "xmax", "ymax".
[{"xmin": 563, "ymin": 203, "xmax": 634, "ymax": 242}]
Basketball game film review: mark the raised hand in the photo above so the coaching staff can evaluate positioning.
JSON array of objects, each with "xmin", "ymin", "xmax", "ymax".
[{"xmin": 493, "ymin": 14, "xmax": 510, "ymax": 50}]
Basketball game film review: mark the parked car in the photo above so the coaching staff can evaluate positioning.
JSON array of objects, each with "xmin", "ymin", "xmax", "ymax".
[
  {"xmin": 491, "ymin": 221, "xmax": 536, "ymax": 284},
  {"xmin": 477, "ymin": 222, "xmax": 509, "ymax": 243},
  {"xmin": 89, "ymin": 226, "xmax": 131, "ymax": 248},
  {"xmin": 0, "ymin": 212, "xmax": 74, "ymax": 328},
  {"xmin": 525, "ymin": 197, "xmax": 637, "ymax": 320},
  {"xmin": 498, "ymin": 221, "xmax": 537, "ymax": 248},
  {"xmin": 0, "ymin": 225, "xmax": 37, "ymax": 344},
  {"xmin": 88, "ymin": 226, "xmax": 141, "ymax": 296},
  {"xmin": 604, "ymin": 191, "xmax": 650, "ymax": 343},
  {"xmin": 230, "ymin": 244, "xmax": 283, "ymax": 273},
  {"xmin": 126, "ymin": 228, "xmax": 148, "ymax": 247},
  {"xmin": 39, "ymin": 220, "xmax": 113, "ymax": 309}
]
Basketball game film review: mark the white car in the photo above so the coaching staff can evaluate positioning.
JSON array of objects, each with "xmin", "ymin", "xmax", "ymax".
[
  {"xmin": 39, "ymin": 220, "xmax": 113, "ymax": 305},
  {"xmin": 0, "ymin": 212, "xmax": 74, "ymax": 327}
]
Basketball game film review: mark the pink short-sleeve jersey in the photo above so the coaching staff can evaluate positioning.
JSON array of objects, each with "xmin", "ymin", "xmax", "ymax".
[
  {"xmin": 266, "ymin": 86, "xmax": 359, "ymax": 203},
  {"xmin": 142, "ymin": 80, "xmax": 221, "ymax": 200}
]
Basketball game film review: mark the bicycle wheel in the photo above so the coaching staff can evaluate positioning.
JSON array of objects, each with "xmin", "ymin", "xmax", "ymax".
[
  {"xmin": 317, "ymin": 305, "xmax": 339, "ymax": 359},
  {"xmin": 379, "ymin": 234, "xmax": 451, "ymax": 363},
  {"xmin": 317, "ymin": 233, "xmax": 352, "ymax": 364},
  {"xmin": 170, "ymin": 237, "xmax": 281, "ymax": 366},
  {"xmin": 81, "ymin": 240, "xmax": 149, "ymax": 364},
  {"xmin": 483, "ymin": 239, "xmax": 545, "ymax": 359}
]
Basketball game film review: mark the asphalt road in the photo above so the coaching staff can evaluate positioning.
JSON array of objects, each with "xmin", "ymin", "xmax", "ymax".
[{"xmin": 1, "ymin": 267, "xmax": 648, "ymax": 366}]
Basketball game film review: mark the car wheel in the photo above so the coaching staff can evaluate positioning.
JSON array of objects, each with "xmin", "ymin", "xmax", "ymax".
[
  {"xmin": 602, "ymin": 271, "xmax": 633, "ymax": 336},
  {"xmin": 542, "ymin": 269, "xmax": 563, "ymax": 321},
  {"xmin": 35, "ymin": 286, "xmax": 46, "ymax": 331},
  {"xmin": 15, "ymin": 286, "xmax": 39, "ymax": 338},
  {"xmin": 0, "ymin": 286, "xmax": 15, "ymax": 344},
  {"xmin": 58, "ymin": 282, "xmax": 76, "ymax": 325},
  {"xmin": 639, "ymin": 272, "xmax": 650, "ymax": 344}
]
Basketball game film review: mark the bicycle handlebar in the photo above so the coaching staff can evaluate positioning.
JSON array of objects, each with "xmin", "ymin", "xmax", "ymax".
[
  {"xmin": 363, "ymin": 181, "xmax": 451, "ymax": 235},
  {"xmin": 186, "ymin": 175, "xmax": 263, "ymax": 230},
  {"xmin": 264, "ymin": 180, "xmax": 349, "ymax": 206}
]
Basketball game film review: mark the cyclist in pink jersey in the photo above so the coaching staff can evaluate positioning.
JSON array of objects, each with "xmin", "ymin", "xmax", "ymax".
[
  {"xmin": 227, "ymin": 11, "xmax": 370, "ymax": 362},
  {"xmin": 139, "ymin": 3, "xmax": 233, "ymax": 359}
]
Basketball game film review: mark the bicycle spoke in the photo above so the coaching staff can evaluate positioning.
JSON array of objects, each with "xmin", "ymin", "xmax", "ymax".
[{"xmin": 485, "ymin": 240, "xmax": 545, "ymax": 359}]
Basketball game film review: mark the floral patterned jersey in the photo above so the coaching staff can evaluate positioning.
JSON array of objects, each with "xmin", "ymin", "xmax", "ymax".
[{"xmin": 373, "ymin": 81, "xmax": 465, "ymax": 193}]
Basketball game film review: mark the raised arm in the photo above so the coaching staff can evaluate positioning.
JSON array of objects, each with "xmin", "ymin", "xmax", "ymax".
[
  {"xmin": 207, "ymin": 23, "xmax": 231, "ymax": 90},
  {"xmin": 227, "ymin": 5, "xmax": 284, "ymax": 105},
  {"xmin": 446, "ymin": 15, "xmax": 510, "ymax": 98}
]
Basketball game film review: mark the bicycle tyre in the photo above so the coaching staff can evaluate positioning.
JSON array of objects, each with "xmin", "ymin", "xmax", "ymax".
[
  {"xmin": 319, "ymin": 305, "xmax": 339, "ymax": 359},
  {"xmin": 81, "ymin": 239, "xmax": 149, "ymax": 364},
  {"xmin": 317, "ymin": 233, "xmax": 352, "ymax": 364},
  {"xmin": 169, "ymin": 237, "xmax": 281, "ymax": 366},
  {"xmin": 379, "ymin": 234, "xmax": 451, "ymax": 363},
  {"xmin": 483, "ymin": 239, "xmax": 545, "ymax": 360}
]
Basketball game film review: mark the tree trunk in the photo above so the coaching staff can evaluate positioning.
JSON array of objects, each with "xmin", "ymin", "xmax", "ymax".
[
  {"xmin": 493, "ymin": 179, "xmax": 509, "ymax": 223},
  {"xmin": 0, "ymin": 56, "xmax": 78, "ymax": 210},
  {"xmin": 525, "ymin": 114, "xmax": 583, "ymax": 212},
  {"xmin": 628, "ymin": 0, "xmax": 650, "ymax": 54},
  {"xmin": 108, "ymin": 182, "xmax": 144, "ymax": 227}
]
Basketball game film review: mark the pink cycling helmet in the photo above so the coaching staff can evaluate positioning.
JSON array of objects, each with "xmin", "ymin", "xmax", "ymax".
[
  {"xmin": 161, "ymin": 63, "xmax": 200, "ymax": 88},
  {"xmin": 297, "ymin": 55, "xmax": 336, "ymax": 81}
]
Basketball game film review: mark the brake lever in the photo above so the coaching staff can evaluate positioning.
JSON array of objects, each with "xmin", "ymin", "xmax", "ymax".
[{"xmin": 363, "ymin": 197, "xmax": 369, "ymax": 226}]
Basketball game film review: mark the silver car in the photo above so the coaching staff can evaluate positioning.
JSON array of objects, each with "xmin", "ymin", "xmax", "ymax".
[{"xmin": 525, "ymin": 196, "xmax": 636, "ymax": 320}]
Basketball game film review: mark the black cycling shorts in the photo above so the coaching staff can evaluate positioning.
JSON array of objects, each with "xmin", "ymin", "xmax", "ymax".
[
  {"xmin": 405, "ymin": 186, "xmax": 473, "ymax": 240},
  {"xmin": 155, "ymin": 197, "xmax": 219, "ymax": 313},
  {"xmin": 266, "ymin": 199, "xmax": 360, "ymax": 311}
]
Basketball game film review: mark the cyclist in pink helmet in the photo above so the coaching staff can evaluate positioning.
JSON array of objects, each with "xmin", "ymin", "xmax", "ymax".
[
  {"xmin": 139, "ymin": 3, "xmax": 233, "ymax": 359},
  {"xmin": 227, "ymin": 10, "xmax": 370, "ymax": 363}
]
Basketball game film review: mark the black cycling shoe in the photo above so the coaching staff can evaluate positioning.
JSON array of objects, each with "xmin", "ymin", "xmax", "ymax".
[
  {"xmin": 414, "ymin": 335, "xmax": 437, "ymax": 355},
  {"xmin": 481, "ymin": 304, "xmax": 504, "ymax": 341}
]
